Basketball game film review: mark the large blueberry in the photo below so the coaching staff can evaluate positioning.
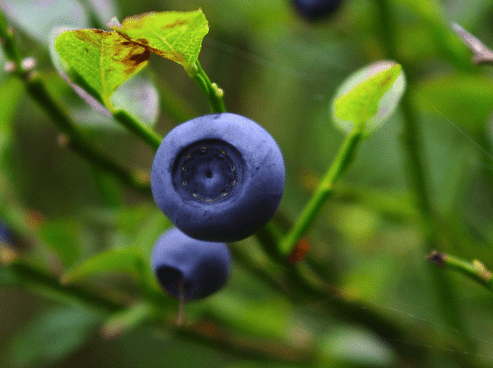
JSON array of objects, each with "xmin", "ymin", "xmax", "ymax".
[
  {"xmin": 292, "ymin": 0, "xmax": 342, "ymax": 20},
  {"xmin": 151, "ymin": 113, "xmax": 285, "ymax": 242},
  {"xmin": 151, "ymin": 227, "xmax": 231, "ymax": 302}
]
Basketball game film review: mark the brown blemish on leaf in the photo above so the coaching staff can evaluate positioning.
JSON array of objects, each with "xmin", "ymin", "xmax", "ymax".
[
  {"xmin": 136, "ymin": 38, "xmax": 149, "ymax": 45},
  {"xmin": 73, "ymin": 29, "xmax": 110, "ymax": 47},
  {"xmin": 160, "ymin": 18, "xmax": 190, "ymax": 29},
  {"xmin": 120, "ymin": 48, "xmax": 151, "ymax": 75}
]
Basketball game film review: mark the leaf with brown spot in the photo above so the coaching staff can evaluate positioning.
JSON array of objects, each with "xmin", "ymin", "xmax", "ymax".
[
  {"xmin": 55, "ymin": 29, "xmax": 150, "ymax": 109},
  {"xmin": 110, "ymin": 9, "xmax": 208, "ymax": 74}
]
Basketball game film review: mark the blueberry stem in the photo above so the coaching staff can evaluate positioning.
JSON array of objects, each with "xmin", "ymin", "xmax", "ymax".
[
  {"xmin": 112, "ymin": 110, "xmax": 162, "ymax": 151},
  {"xmin": 176, "ymin": 286, "xmax": 185, "ymax": 326},
  {"xmin": 192, "ymin": 60, "xmax": 226, "ymax": 113},
  {"xmin": 279, "ymin": 129, "xmax": 363, "ymax": 255}
]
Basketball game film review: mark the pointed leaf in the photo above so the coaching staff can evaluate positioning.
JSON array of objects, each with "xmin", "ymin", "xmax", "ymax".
[
  {"xmin": 7, "ymin": 306, "xmax": 101, "ymax": 367},
  {"xmin": 55, "ymin": 29, "xmax": 150, "ymax": 108},
  {"xmin": 110, "ymin": 9, "xmax": 209, "ymax": 74},
  {"xmin": 61, "ymin": 247, "xmax": 145, "ymax": 284},
  {"xmin": 332, "ymin": 61, "xmax": 405, "ymax": 135}
]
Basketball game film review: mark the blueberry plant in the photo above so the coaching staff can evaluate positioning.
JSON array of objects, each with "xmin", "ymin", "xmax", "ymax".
[{"xmin": 1, "ymin": 1, "xmax": 493, "ymax": 367}]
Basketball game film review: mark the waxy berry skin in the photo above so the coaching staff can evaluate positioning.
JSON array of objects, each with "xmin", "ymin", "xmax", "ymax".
[
  {"xmin": 151, "ymin": 227, "xmax": 232, "ymax": 302},
  {"xmin": 151, "ymin": 113, "xmax": 285, "ymax": 243},
  {"xmin": 293, "ymin": 0, "xmax": 342, "ymax": 20}
]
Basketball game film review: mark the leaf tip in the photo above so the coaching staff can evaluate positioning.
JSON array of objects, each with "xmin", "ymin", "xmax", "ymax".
[{"xmin": 106, "ymin": 16, "xmax": 122, "ymax": 30}]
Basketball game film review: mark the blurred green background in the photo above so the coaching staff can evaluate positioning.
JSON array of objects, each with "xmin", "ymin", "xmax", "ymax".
[{"xmin": 1, "ymin": 0, "xmax": 493, "ymax": 367}]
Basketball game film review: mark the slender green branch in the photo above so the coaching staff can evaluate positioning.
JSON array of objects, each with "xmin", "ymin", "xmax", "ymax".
[
  {"xmin": 192, "ymin": 60, "xmax": 226, "ymax": 113},
  {"xmin": 2, "ymin": 256, "xmax": 318, "ymax": 365},
  {"xmin": 374, "ymin": 0, "xmax": 476, "ymax": 357},
  {"xmin": 279, "ymin": 129, "xmax": 364, "ymax": 255},
  {"xmin": 25, "ymin": 75, "xmax": 152, "ymax": 196},
  {"xmin": 0, "ymin": 11, "xmax": 22, "ymax": 66},
  {"xmin": 112, "ymin": 110, "xmax": 162, "ymax": 151},
  {"xmin": 427, "ymin": 251, "xmax": 493, "ymax": 292},
  {"xmin": 5, "ymin": 258, "xmax": 123, "ymax": 312}
]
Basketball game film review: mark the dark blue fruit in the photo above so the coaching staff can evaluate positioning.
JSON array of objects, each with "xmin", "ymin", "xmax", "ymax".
[
  {"xmin": 292, "ymin": 0, "xmax": 342, "ymax": 20},
  {"xmin": 0, "ymin": 221, "xmax": 16, "ymax": 247},
  {"xmin": 151, "ymin": 113, "xmax": 285, "ymax": 242},
  {"xmin": 151, "ymin": 227, "xmax": 231, "ymax": 302}
]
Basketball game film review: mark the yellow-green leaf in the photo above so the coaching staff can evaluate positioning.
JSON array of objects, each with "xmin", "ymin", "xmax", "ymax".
[
  {"xmin": 110, "ymin": 9, "xmax": 209, "ymax": 74},
  {"xmin": 55, "ymin": 29, "xmax": 150, "ymax": 108},
  {"xmin": 332, "ymin": 61, "xmax": 406, "ymax": 135}
]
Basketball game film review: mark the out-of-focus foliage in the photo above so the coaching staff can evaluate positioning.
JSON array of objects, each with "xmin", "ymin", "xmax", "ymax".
[{"xmin": 1, "ymin": 0, "xmax": 493, "ymax": 367}]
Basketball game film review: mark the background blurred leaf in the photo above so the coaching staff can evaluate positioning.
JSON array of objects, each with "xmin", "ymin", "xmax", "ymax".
[
  {"xmin": 411, "ymin": 73, "xmax": 493, "ymax": 133},
  {"xmin": 110, "ymin": 9, "xmax": 209, "ymax": 74},
  {"xmin": 320, "ymin": 325, "xmax": 396, "ymax": 366},
  {"xmin": 110, "ymin": 74, "xmax": 159, "ymax": 127},
  {"xmin": 62, "ymin": 247, "xmax": 145, "ymax": 284},
  {"xmin": 38, "ymin": 219, "xmax": 81, "ymax": 268},
  {"xmin": 0, "ymin": 0, "xmax": 89, "ymax": 44},
  {"xmin": 6, "ymin": 306, "xmax": 102, "ymax": 367},
  {"xmin": 83, "ymin": 0, "xmax": 119, "ymax": 28}
]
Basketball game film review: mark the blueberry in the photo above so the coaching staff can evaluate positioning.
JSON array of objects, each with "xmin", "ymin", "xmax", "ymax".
[
  {"xmin": 292, "ymin": 0, "xmax": 342, "ymax": 20},
  {"xmin": 0, "ymin": 222, "xmax": 14, "ymax": 245},
  {"xmin": 151, "ymin": 113, "xmax": 285, "ymax": 242},
  {"xmin": 151, "ymin": 227, "xmax": 231, "ymax": 302}
]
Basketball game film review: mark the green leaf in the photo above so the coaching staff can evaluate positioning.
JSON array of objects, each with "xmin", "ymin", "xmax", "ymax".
[
  {"xmin": 109, "ymin": 9, "xmax": 209, "ymax": 74},
  {"xmin": 55, "ymin": 29, "xmax": 151, "ymax": 108},
  {"xmin": 332, "ymin": 61, "xmax": 405, "ymax": 135},
  {"xmin": 7, "ymin": 306, "xmax": 101, "ymax": 367},
  {"xmin": 38, "ymin": 219, "xmax": 81, "ymax": 268},
  {"xmin": 61, "ymin": 247, "xmax": 145, "ymax": 284}
]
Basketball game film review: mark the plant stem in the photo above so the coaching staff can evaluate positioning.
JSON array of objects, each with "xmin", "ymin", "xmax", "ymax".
[
  {"xmin": 192, "ymin": 60, "xmax": 226, "ymax": 113},
  {"xmin": 112, "ymin": 110, "xmax": 162, "ymax": 151},
  {"xmin": 3, "ymin": 256, "xmax": 318, "ymax": 365},
  {"xmin": 279, "ymin": 129, "xmax": 363, "ymax": 255},
  {"xmin": 24, "ymin": 75, "xmax": 152, "ymax": 196},
  {"xmin": 0, "ymin": 11, "xmax": 22, "ymax": 65},
  {"xmin": 375, "ymin": 0, "xmax": 476, "ymax": 357},
  {"xmin": 427, "ymin": 251, "xmax": 493, "ymax": 292}
]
